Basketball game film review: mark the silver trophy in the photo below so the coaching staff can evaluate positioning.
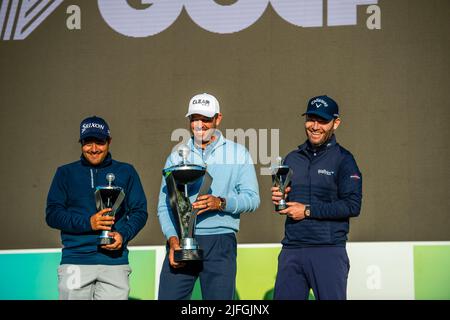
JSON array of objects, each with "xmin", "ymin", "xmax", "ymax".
[
  {"xmin": 95, "ymin": 173, "xmax": 125, "ymax": 246},
  {"xmin": 163, "ymin": 145, "xmax": 212, "ymax": 262},
  {"xmin": 271, "ymin": 156, "xmax": 293, "ymax": 211}
]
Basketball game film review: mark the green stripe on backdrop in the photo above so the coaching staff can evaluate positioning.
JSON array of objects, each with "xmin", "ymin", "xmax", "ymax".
[
  {"xmin": 0, "ymin": 252, "xmax": 61, "ymax": 299},
  {"xmin": 0, "ymin": 249, "xmax": 156, "ymax": 300},
  {"xmin": 191, "ymin": 246, "xmax": 281, "ymax": 300},
  {"xmin": 236, "ymin": 247, "xmax": 281, "ymax": 300},
  {"xmin": 2, "ymin": 243, "xmax": 450, "ymax": 300},
  {"xmin": 414, "ymin": 245, "xmax": 450, "ymax": 300},
  {"xmin": 128, "ymin": 250, "xmax": 156, "ymax": 300}
]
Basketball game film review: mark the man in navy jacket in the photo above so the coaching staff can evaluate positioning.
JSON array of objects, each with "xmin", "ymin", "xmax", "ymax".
[
  {"xmin": 46, "ymin": 116, "xmax": 148, "ymax": 299},
  {"xmin": 272, "ymin": 95, "xmax": 362, "ymax": 300}
]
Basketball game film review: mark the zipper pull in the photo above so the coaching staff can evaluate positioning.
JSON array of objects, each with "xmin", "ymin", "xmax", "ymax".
[{"xmin": 90, "ymin": 169, "xmax": 94, "ymax": 189}]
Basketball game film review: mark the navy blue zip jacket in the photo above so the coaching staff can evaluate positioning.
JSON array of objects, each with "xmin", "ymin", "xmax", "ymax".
[
  {"xmin": 282, "ymin": 135, "xmax": 362, "ymax": 247},
  {"xmin": 46, "ymin": 153, "xmax": 148, "ymax": 265}
]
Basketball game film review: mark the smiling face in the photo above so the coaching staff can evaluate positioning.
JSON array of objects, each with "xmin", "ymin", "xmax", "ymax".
[
  {"xmin": 304, "ymin": 114, "xmax": 341, "ymax": 147},
  {"xmin": 81, "ymin": 137, "xmax": 111, "ymax": 166},
  {"xmin": 189, "ymin": 113, "xmax": 222, "ymax": 147}
]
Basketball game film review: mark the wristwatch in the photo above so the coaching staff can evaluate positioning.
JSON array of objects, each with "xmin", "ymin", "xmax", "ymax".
[
  {"xmin": 304, "ymin": 204, "xmax": 311, "ymax": 218},
  {"xmin": 218, "ymin": 197, "xmax": 227, "ymax": 211}
]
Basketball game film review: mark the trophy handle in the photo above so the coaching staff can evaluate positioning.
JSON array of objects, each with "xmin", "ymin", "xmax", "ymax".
[
  {"xmin": 110, "ymin": 190, "xmax": 125, "ymax": 215},
  {"xmin": 95, "ymin": 188, "xmax": 125, "ymax": 216},
  {"xmin": 95, "ymin": 191, "xmax": 104, "ymax": 211},
  {"xmin": 187, "ymin": 172, "xmax": 213, "ymax": 237},
  {"xmin": 165, "ymin": 173, "xmax": 187, "ymax": 238},
  {"xmin": 272, "ymin": 168, "xmax": 293, "ymax": 189},
  {"xmin": 284, "ymin": 169, "xmax": 293, "ymax": 189},
  {"xmin": 272, "ymin": 168, "xmax": 293, "ymax": 211},
  {"xmin": 165, "ymin": 171, "xmax": 213, "ymax": 240}
]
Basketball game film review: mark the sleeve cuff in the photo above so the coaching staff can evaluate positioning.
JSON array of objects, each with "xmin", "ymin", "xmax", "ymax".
[
  {"xmin": 116, "ymin": 229, "xmax": 130, "ymax": 244},
  {"xmin": 164, "ymin": 228, "xmax": 178, "ymax": 240},
  {"xmin": 224, "ymin": 197, "xmax": 238, "ymax": 214}
]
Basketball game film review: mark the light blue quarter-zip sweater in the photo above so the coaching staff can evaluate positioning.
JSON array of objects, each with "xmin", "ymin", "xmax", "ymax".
[{"xmin": 157, "ymin": 132, "xmax": 260, "ymax": 239}]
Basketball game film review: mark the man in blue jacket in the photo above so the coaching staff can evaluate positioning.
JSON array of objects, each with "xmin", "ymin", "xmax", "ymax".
[
  {"xmin": 157, "ymin": 93, "xmax": 260, "ymax": 300},
  {"xmin": 46, "ymin": 116, "xmax": 148, "ymax": 300},
  {"xmin": 271, "ymin": 95, "xmax": 362, "ymax": 300}
]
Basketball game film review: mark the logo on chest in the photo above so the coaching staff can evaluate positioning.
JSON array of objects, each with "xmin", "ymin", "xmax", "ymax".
[{"xmin": 318, "ymin": 169, "xmax": 334, "ymax": 176}]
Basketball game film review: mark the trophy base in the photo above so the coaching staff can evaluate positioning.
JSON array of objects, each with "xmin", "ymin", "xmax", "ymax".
[
  {"xmin": 174, "ymin": 249, "xmax": 203, "ymax": 262},
  {"xmin": 275, "ymin": 203, "xmax": 287, "ymax": 211},
  {"xmin": 98, "ymin": 237, "xmax": 115, "ymax": 246}
]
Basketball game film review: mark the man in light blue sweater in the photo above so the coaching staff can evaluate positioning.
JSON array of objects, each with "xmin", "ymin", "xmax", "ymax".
[{"xmin": 157, "ymin": 93, "xmax": 260, "ymax": 300}]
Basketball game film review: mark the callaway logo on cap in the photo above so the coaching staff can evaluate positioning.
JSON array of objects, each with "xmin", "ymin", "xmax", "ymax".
[
  {"xmin": 311, "ymin": 98, "xmax": 329, "ymax": 109},
  {"xmin": 186, "ymin": 93, "xmax": 220, "ymax": 118},
  {"xmin": 302, "ymin": 95, "xmax": 340, "ymax": 121}
]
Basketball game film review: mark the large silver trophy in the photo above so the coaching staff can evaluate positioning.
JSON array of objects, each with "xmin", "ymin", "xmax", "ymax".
[
  {"xmin": 271, "ymin": 156, "xmax": 293, "ymax": 211},
  {"xmin": 163, "ymin": 145, "xmax": 212, "ymax": 262},
  {"xmin": 95, "ymin": 173, "xmax": 125, "ymax": 246}
]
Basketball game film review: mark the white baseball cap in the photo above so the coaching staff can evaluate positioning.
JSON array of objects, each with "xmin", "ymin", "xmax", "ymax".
[{"xmin": 185, "ymin": 93, "xmax": 220, "ymax": 118}]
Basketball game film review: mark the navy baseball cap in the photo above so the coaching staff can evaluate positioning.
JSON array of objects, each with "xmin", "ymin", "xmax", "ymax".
[
  {"xmin": 302, "ymin": 95, "xmax": 339, "ymax": 121},
  {"xmin": 79, "ymin": 116, "xmax": 111, "ymax": 142}
]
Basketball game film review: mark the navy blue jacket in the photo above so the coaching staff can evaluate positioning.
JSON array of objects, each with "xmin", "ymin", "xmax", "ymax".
[
  {"xmin": 282, "ymin": 135, "xmax": 362, "ymax": 247},
  {"xmin": 46, "ymin": 153, "xmax": 148, "ymax": 265}
]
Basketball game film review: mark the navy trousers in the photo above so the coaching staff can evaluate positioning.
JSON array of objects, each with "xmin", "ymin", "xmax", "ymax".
[
  {"xmin": 274, "ymin": 246, "xmax": 350, "ymax": 300},
  {"xmin": 158, "ymin": 233, "xmax": 237, "ymax": 300}
]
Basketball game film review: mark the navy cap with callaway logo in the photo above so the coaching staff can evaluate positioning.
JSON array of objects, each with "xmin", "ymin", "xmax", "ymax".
[
  {"xmin": 302, "ymin": 95, "xmax": 340, "ymax": 121},
  {"xmin": 79, "ymin": 116, "xmax": 111, "ymax": 142}
]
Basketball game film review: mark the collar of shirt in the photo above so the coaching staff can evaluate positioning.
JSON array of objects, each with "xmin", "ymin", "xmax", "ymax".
[
  {"xmin": 191, "ymin": 130, "xmax": 225, "ymax": 159},
  {"xmin": 80, "ymin": 152, "xmax": 113, "ymax": 168},
  {"xmin": 297, "ymin": 134, "xmax": 337, "ymax": 156}
]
